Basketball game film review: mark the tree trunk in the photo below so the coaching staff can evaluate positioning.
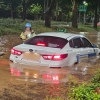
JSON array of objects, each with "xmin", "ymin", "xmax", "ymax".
[
  {"xmin": 94, "ymin": 2, "xmax": 98, "ymax": 29},
  {"xmin": 22, "ymin": 0, "xmax": 26, "ymax": 21},
  {"xmin": 45, "ymin": 12, "xmax": 51, "ymax": 27},
  {"xmin": 72, "ymin": 0, "xmax": 78, "ymax": 28},
  {"xmin": 10, "ymin": 0, "xmax": 13, "ymax": 18},
  {"xmin": 45, "ymin": 0, "xmax": 54, "ymax": 27},
  {"xmin": 55, "ymin": 0, "xmax": 58, "ymax": 21}
]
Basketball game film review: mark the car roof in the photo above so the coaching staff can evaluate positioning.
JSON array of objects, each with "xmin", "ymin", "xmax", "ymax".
[{"xmin": 37, "ymin": 32, "xmax": 84, "ymax": 39}]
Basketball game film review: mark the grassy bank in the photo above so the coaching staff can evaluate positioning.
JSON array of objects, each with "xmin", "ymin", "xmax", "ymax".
[{"xmin": 0, "ymin": 18, "xmax": 99, "ymax": 35}]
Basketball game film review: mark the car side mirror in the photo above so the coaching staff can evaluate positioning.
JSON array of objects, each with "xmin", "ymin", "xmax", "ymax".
[{"xmin": 92, "ymin": 44, "xmax": 99, "ymax": 48}]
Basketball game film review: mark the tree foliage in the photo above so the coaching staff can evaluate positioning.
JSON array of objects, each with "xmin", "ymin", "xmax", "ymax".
[
  {"xmin": 0, "ymin": 0, "xmax": 99, "ymax": 28},
  {"xmin": 29, "ymin": 4, "xmax": 42, "ymax": 15}
]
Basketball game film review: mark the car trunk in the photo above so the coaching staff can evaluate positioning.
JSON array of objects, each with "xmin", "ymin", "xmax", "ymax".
[{"xmin": 13, "ymin": 44, "xmax": 61, "ymax": 66}]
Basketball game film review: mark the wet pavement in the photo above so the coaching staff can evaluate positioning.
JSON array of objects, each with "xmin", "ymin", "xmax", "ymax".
[{"xmin": 0, "ymin": 33, "xmax": 100, "ymax": 100}]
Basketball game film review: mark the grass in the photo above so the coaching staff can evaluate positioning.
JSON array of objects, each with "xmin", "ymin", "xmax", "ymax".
[{"xmin": 0, "ymin": 18, "xmax": 99, "ymax": 35}]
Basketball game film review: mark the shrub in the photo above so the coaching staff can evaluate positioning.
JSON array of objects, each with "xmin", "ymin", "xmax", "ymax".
[
  {"xmin": 69, "ymin": 84, "xmax": 100, "ymax": 100},
  {"xmin": 91, "ymin": 70, "xmax": 100, "ymax": 83},
  {"xmin": 68, "ymin": 70, "xmax": 100, "ymax": 100},
  {"xmin": 0, "ymin": 18, "xmax": 99, "ymax": 35},
  {"xmin": 0, "ymin": 18, "xmax": 56, "ymax": 35}
]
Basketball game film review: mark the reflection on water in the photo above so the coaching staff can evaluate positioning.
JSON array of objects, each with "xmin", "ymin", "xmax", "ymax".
[
  {"xmin": 10, "ymin": 63, "xmax": 70, "ymax": 84},
  {"xmin": 9, "ymin": 61, "xmax": 100, "ymax": 99},
  {"xmin": 9, "ymin": 55, "xmax": 100, "ymax": 84}
]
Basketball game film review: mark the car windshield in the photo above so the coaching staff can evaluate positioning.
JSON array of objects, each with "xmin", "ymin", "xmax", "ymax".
[{"xmin": 24, "ymin": 36, "xmax": 68, "ymax": 49}]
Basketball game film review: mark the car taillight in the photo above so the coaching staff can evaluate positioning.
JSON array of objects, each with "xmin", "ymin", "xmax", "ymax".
[
  {"xmin": 11, "ymin": 48, "xmax": 22, "ymax": 56},
  {"xmin": 42, "ymin": 54, "xmax": 68, "ymax": 60},
  {"xmin": 36, "ymin": 42, "xmax": 46, "ymax": 46}
]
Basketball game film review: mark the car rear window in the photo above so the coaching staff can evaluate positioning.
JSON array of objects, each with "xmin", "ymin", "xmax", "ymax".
[{"xmin": 24, "ymin": 36, "xmax": 68, "ymax": 49}]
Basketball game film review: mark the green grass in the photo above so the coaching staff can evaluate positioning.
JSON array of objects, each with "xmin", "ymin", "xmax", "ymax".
[
  {"xmin": 0, "ymin": 18, "xmax": 99, "ymax": 35},
  {"xmin": 78, "ymin": 25, "xmax": 98, "ymax": 32}
]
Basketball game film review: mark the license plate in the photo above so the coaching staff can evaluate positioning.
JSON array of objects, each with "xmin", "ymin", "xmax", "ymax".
[{"xmin": 22, "ymin": 52, "xmax": 40, "ymax": 62}]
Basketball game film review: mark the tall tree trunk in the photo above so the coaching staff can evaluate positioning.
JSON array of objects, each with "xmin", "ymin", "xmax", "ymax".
[
  {"xmin": 22, "ymin": 0, "xmax": 26, "ymax": 21},
  {"xmin": 72, "ymin": 0, "xmax": 78, "ymax": 28},
  {"xmin": 55, "ymin": 0, "xmax": 58, "ymax": 21},
  {"xmin": 94, "ymin": 2, "xmax": 98, "ymax": 29},
  {"xmin": 10, "ymin": 0, "xmax": 13, "ymax": 18},
  {"xmin": 45, "ymin": 0, "xmax": 54, "ymax": 27}
]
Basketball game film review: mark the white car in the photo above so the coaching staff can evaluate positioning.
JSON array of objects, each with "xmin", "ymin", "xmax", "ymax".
[{"xmin": 10, "ymin": 32, "xmax": 99, "ymax": 67}]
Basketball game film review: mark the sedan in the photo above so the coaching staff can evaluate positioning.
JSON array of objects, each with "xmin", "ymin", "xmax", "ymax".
[{"xmin": 10, "ymin": 32, "xmax": 100, "ymax": 67}]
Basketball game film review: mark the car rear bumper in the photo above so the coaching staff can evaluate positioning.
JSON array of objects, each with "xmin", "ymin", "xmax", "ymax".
[{"xmin": 10, "ymin": 56, "xmax": 64, "ymax": 68}]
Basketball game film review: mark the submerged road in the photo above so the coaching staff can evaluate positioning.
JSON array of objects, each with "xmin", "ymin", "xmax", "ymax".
[{"xmin": 0, "ymin": 34, "xmax": 100, "ymax": 99}]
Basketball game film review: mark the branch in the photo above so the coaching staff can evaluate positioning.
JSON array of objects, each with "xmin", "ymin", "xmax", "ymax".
[
  {"xmin": 49, "ymin": 0, "xmax": 55, "ymax": 12},
  {"xmin": 45, "ymin": 0, "xmax": 55, "ymax": 13},
  {"xmin": 97, "ymin": 0, "xmax": 100, "ymax": 16}
]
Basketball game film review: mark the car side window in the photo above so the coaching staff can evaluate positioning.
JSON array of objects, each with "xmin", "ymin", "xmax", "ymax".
[
  {"xmin": 73, "ymin": 38, "xmax": 83, "ymax": 48},
  {"xmin": 69, "ymin": 40, "xmax": 74, "ymax": 48},
  {"xmin": 69, "ymin": 38, "xmax": 83, "ymax": 48},
  {"xmin": 82, "ymin": 38, "xmax": 92, "ymax": 47}
]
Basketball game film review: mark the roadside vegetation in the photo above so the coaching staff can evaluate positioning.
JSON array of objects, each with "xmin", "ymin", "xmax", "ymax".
[
  {"xmin": 0, "ymin": 18, "xmax": 100, "ymax": 36},
  {"xmin": 0, "ymin": 0, "xmax": 99, "ymax": 29},
  {"xmin": 43, "ymin": 70, "xmax": 100, "ymax": 100},
  {"xmin": 68, "ymin": 70, "xmax": 100, "ymax": 100}
]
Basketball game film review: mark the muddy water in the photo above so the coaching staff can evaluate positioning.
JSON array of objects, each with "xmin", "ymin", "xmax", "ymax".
[{"xmin": 0, "ymin": 34, "xmax": 100, "ymax": 100}]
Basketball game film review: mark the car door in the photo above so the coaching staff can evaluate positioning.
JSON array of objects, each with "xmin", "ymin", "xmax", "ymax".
[
  {"xmin": 70, "ymin": 37, "xmax": 88, "ymax": 62},
  {"xmin": 73, "ymin": 37, "xmax": 88, "ymax": 62},
  {"xmin": 81, "ymin": 37, "xmax": 96, "ymax": 58}
]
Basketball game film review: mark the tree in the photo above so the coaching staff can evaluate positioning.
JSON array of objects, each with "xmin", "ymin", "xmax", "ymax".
[
  {"xmin": 44, "ymin": 0, "xmax": 55, "ymax": 27},
  {"xmin": 22, "ymin": 0, "xmax": 26, "ymax": 20},
  {"xmin": 28, "ymin": 3, "xmax": 42, "ymax": 20},
  {"xmin": 0, "ymin": 0, "xmax": 22, "ymax": 18},
  {"xmin": 0, "ymin": 0, "xmax": 13, "ymax": 18},
  {"xmin": 71, "ymin": 0, "xmax": 78, "ymax": 28},
  {"xmin": 87, "ymin": 0, "xmax": 100, "ymax": 28},
  {"xmin": 94, "ymin": 2, "xmax": 98, "ymax": 29},
  {"xmin": 93, "ymin": 0, "xmax": 100, "ymax": 29},
  {"xmin": 9, "ymin": 0, "xmax": 13, "ymax": 18},
  {"xmin": 55, "ymin": 0, "xmax": 58, "ymax": 21}
]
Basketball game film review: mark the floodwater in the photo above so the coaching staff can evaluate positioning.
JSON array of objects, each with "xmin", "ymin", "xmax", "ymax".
[{"xmin": 0, "ymin": 33, "xmax": 100, "ymax": 100}]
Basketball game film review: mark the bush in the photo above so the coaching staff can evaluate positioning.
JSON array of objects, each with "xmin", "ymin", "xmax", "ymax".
[
  {"xmin": 69, "ymin": 84, "xmax": 100, "ymax": 100},
  {"xmin": 68, "ymin": 70, "xmax": 100, "ymax": 100},
  {"xmin": 91, "ymin": 70, "xmax": 100, "ymax": 83},
  {"xmin": 0, "ymin": 18, "xmax": 56, "ymax": 35},
  {"xmin": 0, "ymin": 18, "xmax": 99, "ymax": 35}
]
